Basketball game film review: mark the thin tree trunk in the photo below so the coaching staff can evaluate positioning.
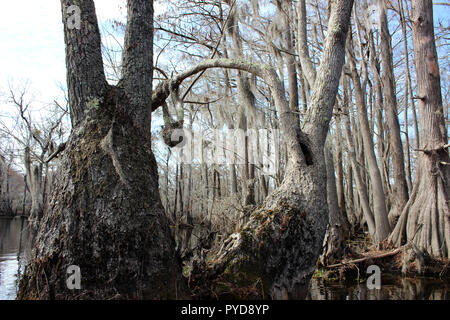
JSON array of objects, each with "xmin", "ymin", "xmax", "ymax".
[
  {"xmin": 297, "ymin": 0, "xmax": 317, "ymax": 88},
  {"xmin": 342, "ymin": 76, "xmax": 376, "ymax": 236},
  {"xmin": 282, "ymin": 0, "xmax": 300, "ymax": 121},
  {"xmin": 335, "ymin": 110, "xmax": 350, "ymax": 235},
  {"xmin": 364, "ymin": 15, "xmax": 390, "ymax": 204},
  {"xmin": 399, "ymin": 0, "xmax": 418, "ymax": 191},
  {"xmin": 165, "ymin": 150, "xmax": 171, "ymax": 217},
  {"xmin": 399, "ymin": 0, "xmax": 420, "ymax": 149},
  {"xmin": 228, "ymin": 5, "xmax": 256, "ymax": 206},
  {"xmin": 376, "ymin": 0, "xmax": 409, "ymax": 225},
  {"xmin": 347, "ymin": 30, "xmax": 390, "ymax": 243},
  {"xmin": 24, "ymin": 147, "xmax": 43, "ymax": 225}
]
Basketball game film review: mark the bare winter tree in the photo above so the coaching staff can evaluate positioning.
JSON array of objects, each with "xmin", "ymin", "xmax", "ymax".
[
  {"xmin": 151, "ymin": 0, "xmax": 354, "ymax": 299},
  {"xmin": 0, "ymin": 85, "xmax": 68, "ymax": 224},
  {"xmin": 1, "ymin": 0, "xmax": 447, "ymax": 302},
  {"xmin": 18, "ymin": 0, "xmax": 355, "ymax": 299},
  {"xmin": 376, "ymin": 0, "xmax": 409, "ymax": 225}
]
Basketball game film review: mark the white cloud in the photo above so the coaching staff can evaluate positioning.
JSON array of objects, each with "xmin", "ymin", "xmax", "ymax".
[
  {"xmin": 0, "ymin": 0, "xmax": 163, "ymax": 108},
  {"xmin": 0, "ymin": 1, "xmax": 65, "ymax": 104},
  {"xmin": 95, "ymin": 0, "xmax": 126, "ymax": 22}
]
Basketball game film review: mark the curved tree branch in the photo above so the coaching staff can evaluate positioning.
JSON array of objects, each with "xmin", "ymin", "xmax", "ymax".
[{"xmin": 151, "ymin": 58, "xmax": 298, "ymax": 144}]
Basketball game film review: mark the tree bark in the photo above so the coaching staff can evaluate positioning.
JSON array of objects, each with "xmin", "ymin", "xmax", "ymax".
[
  {"xmin": 120, "ymin": 0, "xmax": 154, "ymax": 136},
  {"xmin": 319, "ymin": 133, "xmax": 346, "ymax": 266},
  {"xmin": 18, "ymin": 0, "xmax": 187, "ymax": 299},
  {"xmin": 62, "ymin": 0, "xmax": 107, "ymax": 128},
  {"xmin": 389, "ymin": 0, "xmax": 449, "ymax": 259}
]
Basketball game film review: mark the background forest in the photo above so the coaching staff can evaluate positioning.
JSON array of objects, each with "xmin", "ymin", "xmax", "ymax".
[{"xmin": 0, "ymin": 0, "xmax": 449, "ymax": 300}]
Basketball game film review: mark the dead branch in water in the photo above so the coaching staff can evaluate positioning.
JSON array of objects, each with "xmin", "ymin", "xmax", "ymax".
[{"xmin": 325, "ymin": 247, "xmax": 404, "ymax": 268}]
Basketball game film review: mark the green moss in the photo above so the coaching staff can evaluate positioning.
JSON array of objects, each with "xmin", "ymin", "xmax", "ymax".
[
  {"xmin": 331, "ymin": 23, "xmax": 342, "ymax": 33},
  {"xmin": 313, "ymin": 268, "xmax": 341, "ymax": 281},
  {"xmin": 182, "ymin": 264, "xmax": 192, "ymax": 277}
]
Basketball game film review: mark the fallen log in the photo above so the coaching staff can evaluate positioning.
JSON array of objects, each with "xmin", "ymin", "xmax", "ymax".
[{"xmin": 325, "ymin": 247, "xmax": 404, "ymax": 268}]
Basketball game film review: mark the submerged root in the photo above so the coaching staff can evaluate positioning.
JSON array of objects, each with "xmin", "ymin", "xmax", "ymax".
[
  {"xmin": 190, "ymin": 179, "xmax": 329, "ymax": 300},
  {"xmin": 390, "ymin": 161, "xmax": 450, "ymax": 259},
  {"xmin": 321, "ymin": 243, "xmax": 449, "ymax": 280}
]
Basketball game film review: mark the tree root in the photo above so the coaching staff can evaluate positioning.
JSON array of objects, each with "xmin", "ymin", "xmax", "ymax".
[{"xmin": 322, "ymin": 243, "xmax": 450, "ymax": 278}]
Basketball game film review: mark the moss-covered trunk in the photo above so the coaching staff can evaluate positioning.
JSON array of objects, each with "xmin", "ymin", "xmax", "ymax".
[
  {"xmin": 205, "ymin": 148, "xmax": 329, "ymax": 299},
  {"xmin": 17, "ymin": 88, "xmax": 188, "ymax": 299},
  {"xmin": 18, "ymin": 0, "xmax": 188, "ymax": 299}
]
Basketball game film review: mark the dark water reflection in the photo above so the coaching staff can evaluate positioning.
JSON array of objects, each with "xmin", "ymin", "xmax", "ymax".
[
  {"xmin": 0, "ymin": 217, "xmax": 449, "ymax": 300},
  {"xmin": 0, "ymin": 217, "xmax": 31, "ymax": 300},
  {"xmin": 307, "ymin": 277, "xmax": 450, "ymax": 300}
]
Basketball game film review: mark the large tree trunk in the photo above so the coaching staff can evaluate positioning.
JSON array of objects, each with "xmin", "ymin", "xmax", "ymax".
[
  {"xmin": 389, "ymin": 0, "xmax": 449, "ymax": 259},
  {"xmin": 190, "ymin": 0, "xmax": 354, "ymax": 299},
  {"xmin": 18, "ymin": 0, "xmax": 187, "ymax": 299}
]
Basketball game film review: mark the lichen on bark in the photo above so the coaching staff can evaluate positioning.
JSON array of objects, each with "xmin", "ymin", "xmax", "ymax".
[{"xmin": 18, "ymin": 88, "xmax": 188, "ymax": 299}]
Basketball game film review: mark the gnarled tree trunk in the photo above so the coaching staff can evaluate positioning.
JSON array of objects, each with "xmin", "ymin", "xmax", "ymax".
[
  {"xmin": 18, "ymin": 0, "xmax": 187, "ymax": 299},
  {"xmin": 188, "ymin": 0, "xmax": 354, "ymax": 299},
  {"xmin": 389, "ymin": 0, "xmax": 449, "ymax": 259}
]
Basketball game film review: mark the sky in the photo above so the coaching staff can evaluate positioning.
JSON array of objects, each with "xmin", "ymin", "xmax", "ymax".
[
  {"xmin": 0, "ymin": 1, "xmax": 447, "ymax": 118},
  {"xmin": 0, "ymin": 0, "xmax": 128, "ymax": 106},
  {"xmin": 0, "ymin": 0, "xmax": 447, "ymax": 171},
  {"xmin": 0, "ymin": 1, "xmax": 447, "ymax": 100}
]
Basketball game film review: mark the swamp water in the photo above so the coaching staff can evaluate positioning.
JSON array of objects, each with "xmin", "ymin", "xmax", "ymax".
[
  {"xmin": 0, "ymin": 217, "xmax": 448, "ymax": 300},
  {"xmin": 0, "ymin": 217, "xmax": 30, "ymax": 300}
]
